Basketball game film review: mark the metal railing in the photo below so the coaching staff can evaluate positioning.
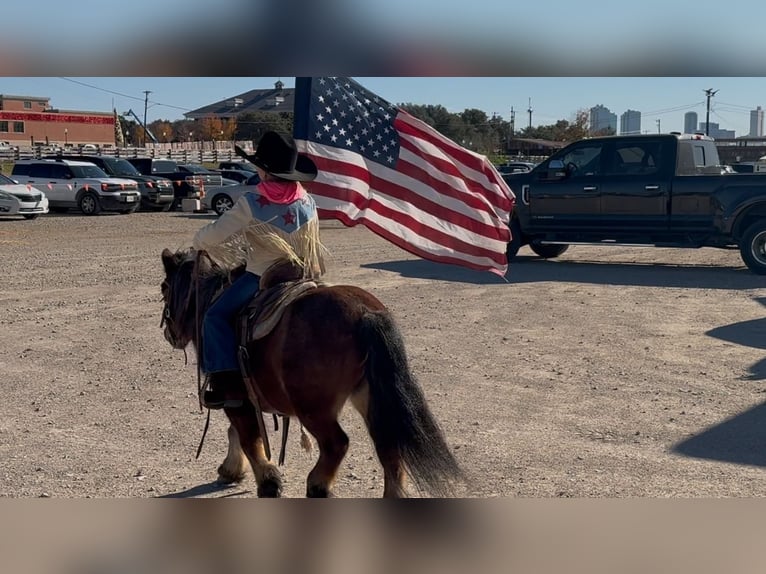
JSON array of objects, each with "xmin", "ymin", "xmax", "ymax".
[{"xmin": 0, "ymin": 142, "xmax": 253, "ymax": 165}]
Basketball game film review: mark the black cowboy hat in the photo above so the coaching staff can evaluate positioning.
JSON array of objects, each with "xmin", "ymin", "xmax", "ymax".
[{"xmin": 235, "ymin": 131, "xmax": 317, "ymax": 182}]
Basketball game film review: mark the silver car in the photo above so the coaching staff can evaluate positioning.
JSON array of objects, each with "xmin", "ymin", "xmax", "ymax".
[{"xmin": 202, "ymin": 173, "xmax": 261, "ymax": 216}]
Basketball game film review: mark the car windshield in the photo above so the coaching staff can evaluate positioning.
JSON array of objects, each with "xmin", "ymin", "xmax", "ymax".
[
  {"xmin": 0, "ymin": 173, "xmax": 16, "ymax": 184},
  {"xmin": 70, "ymin": 165, "xmax": 109, "ymax": 178},
  {"xmin": 105, "ymin": 158, "xmax": 141, "ymax": 176}
]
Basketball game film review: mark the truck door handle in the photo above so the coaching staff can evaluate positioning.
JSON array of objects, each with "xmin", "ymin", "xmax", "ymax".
[
  {"xmin": 645, "ymin": 185, "xmax": 660, "ymax": 190},
  {"xmin": 583, "ymin": 186, "xmax": 598, "ymax": 191}
]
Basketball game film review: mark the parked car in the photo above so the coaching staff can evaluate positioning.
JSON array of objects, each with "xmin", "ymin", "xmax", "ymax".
[
  {"xmin": 218, "ymin": 159, "xmax": 256, "ymax": 172},
  {"xmin": 178, "ymin": 163, "xmax": 239, "ymax": 186},
  {"xmin": 0, "ymin": 173, "xmax": 49, "ymax": 219},
  {"xmin": 11, "ymin": 159, "xmax": 140, "ymax": 215},
  {"xmin": 497, "ymin": 161, "xmax": 537, "ymax": 174},
  {"xmin": 47, "ymin": 154, "xmax": 175, "ymax": 211},
  {"xmin": 219, "ymin": 168, "xmax": 257, "ymax": 184},
  {"xmin": 202, "ymin": 173, "xmax": 261, "ymax": 215},
  {"xmin": 126, "ymin": 158, "xmax": 223, "ymax": 210}
]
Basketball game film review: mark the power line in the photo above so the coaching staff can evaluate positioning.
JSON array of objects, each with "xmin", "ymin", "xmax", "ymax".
[
  {"xmin": 57, "ymin": 77, "xmax": 191, "ymax": 113},
  {"xmin": 641, "ymin": 101, "xmax": 706, "ymax": 117}
]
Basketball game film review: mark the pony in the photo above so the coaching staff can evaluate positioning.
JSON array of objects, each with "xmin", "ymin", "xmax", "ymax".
[{"xmin": 159, "ymin": 247, "xmax": 464, "ymax": 497}]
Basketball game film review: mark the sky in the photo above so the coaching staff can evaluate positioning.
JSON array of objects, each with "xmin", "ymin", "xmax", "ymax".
[
  {"xmin": 1, "ymin": 77, "xmax": 764, "ymax": 138},
  {"xmin": 4, "ymin": 2, "xmax": 766, "ymax": 74}
]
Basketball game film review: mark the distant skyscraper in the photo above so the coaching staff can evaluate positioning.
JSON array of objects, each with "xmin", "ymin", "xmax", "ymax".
[
  {"xmin": 749, "ymin": 106, "xmax": 764, "ymax": 137},
  {"xmin": 589, "ymin": 104, "xmax": 617, "ymax": 134},
  {"xmin": 684, "ymin": 111, "xmax": 698, "ymax": 134},
  {"xmin": 620, "ymin": 110, "xmax": 641, "ymax": 134},
  {"xmin": 699, "ymin": 121, "xmax": 736, "ymax": 139}
]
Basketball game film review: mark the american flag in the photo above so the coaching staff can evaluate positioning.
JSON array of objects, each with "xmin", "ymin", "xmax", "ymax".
[{"xmin": 293, "ymin": 77, "xmax": 515, "ymax": 276}]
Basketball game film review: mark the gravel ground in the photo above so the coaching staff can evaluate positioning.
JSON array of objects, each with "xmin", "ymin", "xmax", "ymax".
[{"xmin": 1, "ymin": 211, "xmax": 765, "ymax": 498}]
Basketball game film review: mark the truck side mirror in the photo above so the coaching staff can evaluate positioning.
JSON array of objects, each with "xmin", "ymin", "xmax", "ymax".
[{"xmin": 543, "ymin": 159, "xmax": 568, "ymax": 180}]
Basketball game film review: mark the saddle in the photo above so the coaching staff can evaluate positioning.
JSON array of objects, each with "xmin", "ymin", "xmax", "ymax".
[
  {"xmin": 237, "ymin": 258, "xmax": 319, "ymax": 344},
  {"xmin": 234, "ymin": 258, "xmax": 321, "ymax": 465}
]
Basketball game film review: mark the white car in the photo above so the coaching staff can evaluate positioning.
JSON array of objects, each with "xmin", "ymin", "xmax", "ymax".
[
  {"xmin": 11, "ymin": 159, "xmax": 140, "ymax": 215},
  {"xmin": 202, "ymin": 173, "xmax": 261, "ymax": 216},
  {"xmin": 0, "ymin": 173, "xmax": 49, "ymax": 219}
]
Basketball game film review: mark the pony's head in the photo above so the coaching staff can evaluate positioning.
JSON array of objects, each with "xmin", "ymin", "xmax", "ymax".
[{"xmin": 160, "ymin": 247, "xmax": 199, "ymax": 350}]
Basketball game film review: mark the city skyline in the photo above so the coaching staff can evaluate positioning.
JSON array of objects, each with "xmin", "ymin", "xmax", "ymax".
[{"xmin": 2, "ymin": 78, "xmax": 766, "ymax": 139}]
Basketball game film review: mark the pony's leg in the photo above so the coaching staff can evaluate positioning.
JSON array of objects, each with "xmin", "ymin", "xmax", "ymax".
[
  {"xmin": 224, "ymin": 405, "xmax": 283, "ymax": 497},
  {"xmin": 350, "ymin": 385, "xmax": 407, "ymax": 498},
  {"xmin": 216, "ymin": 424, "xmax": 248, "ymax": 484},
  {"xmin": 300, "ymin": 417, "xmax": 349, "ymax": 498}
]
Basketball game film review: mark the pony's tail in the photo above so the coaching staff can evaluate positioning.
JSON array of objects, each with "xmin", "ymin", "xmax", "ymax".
[{"xmin": 357, "ymin": 311, "xmax": 464, "ymax": 497}]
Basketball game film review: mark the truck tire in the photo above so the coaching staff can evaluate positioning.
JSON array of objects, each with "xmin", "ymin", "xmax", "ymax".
[
  {"xmin": 506, "ymin": 219, "xmax": 522, "ymax": 261},
  {"xmin": 739, "ymin": 220, "xmax": 766, "ymax": 275},
  {"xmin": 530, "ymin": 242, "xmax": 569, "ymax": 259}
]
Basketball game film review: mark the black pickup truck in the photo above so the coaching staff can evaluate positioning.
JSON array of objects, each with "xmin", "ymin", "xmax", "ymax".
[
  {"xmin": 126, "ymin": 158, "xmax": 224, "ymax": 210},
  {"xmin": 502, "ymin": 133, "xmax": 766, "ymax": 274}
]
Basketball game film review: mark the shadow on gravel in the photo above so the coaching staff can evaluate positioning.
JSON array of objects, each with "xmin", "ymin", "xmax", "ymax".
[
  {"xmin": 672, "ymin": 400, "xmax": 766, "ymax": 467},
  {"xmin": 365, "ymin": 254, "xmax": 757, "ymax": 289},
  {"xmin": 159, "ymin": 481, "xmax": 252, "ymax": 498},
  {"xmin": 706, "ymin": 297, "xmax": 766, "ymax": 381}
]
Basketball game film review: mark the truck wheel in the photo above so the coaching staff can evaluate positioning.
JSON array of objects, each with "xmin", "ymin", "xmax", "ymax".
[
  {"xmin": 79, "ymin": 192, "xmax": 101, "ymax": 215},
  {"xmin": 530, "ymin": 242, "xmax": 569, "ymax": 259},
  {"xmin": 506, "ymin": 219, "xmax": 522, "ymax": 261},
  {"xmin": 739, "ymin": 220, "xmax": 766, "ymax": 275}
]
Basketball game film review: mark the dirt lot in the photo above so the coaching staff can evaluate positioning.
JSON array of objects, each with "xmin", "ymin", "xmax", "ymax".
[{"xmin": 1, "ymin": 211, "xmax": 765, "ymax": 498}]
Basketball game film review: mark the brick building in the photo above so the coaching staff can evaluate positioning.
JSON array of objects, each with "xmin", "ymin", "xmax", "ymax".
[{"xmin": 0, "ymin": 94, "xmax": 115, "ymax": 147}]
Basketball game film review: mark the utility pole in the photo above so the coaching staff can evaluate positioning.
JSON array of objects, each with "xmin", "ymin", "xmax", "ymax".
[
  {"xmin": 704, "ymin": 88, "xmax": 718, "ymax": 136},
  {"xmin": 656, "ymin": 119, "xmax": 661, "ymax": 134},
  {"xmin": 509, "ymin": 106, "xmax": 515, "ymax": 136},
  {"xmin": 142, "ymin": 90, "xmax": 152, "ymax": 147},
  {"xmin": 527, "ymin": 98, "xmax": 533, "ymax": 130}
]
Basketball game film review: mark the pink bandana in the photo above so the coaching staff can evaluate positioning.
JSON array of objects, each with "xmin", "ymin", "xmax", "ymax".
[{"xmin": 257, "ymin": 181, "xmax": 306, "ymax": 204}]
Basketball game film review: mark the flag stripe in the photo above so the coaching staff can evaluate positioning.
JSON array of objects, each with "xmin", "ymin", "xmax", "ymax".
[
  {"xmin": 309, "ymin": 179, "xmax": 508, "ymax": 263},
  {"xmin": 396, "ymin": 113, "xmax": 514, "ymax": 210},
  {"xmin": 321, "ymin": 209, "xmax": 507, "ymax": 276},
  {"xmin": 305, "ymin": 144, "xmax": 511, "ymax": 243}
]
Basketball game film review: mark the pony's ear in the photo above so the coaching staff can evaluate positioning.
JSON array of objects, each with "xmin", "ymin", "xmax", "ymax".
[{"xmin": 161, "ymin": 248, "xmax": 176, "ymax": 274}]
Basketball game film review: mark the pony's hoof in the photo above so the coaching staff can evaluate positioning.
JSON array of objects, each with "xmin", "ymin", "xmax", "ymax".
[
  {"xmin": 257, "ymin": 478, "xmax": 283, "ymax": 498},
  {"xmin": 306, "ymin": 484, "xmax": 334, "ymax": 498},
  {"xmin": 216, "ymin": 465, "xmax": 246, "ymax": 485}
]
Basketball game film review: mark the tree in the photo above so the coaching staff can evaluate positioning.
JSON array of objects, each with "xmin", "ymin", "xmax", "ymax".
[
  {"xmin": 149, "ymin": 120, "xmax": 174, "ymax": 143},
  {"xmin": 199, "ymin": 115, "xmax": 226, "ymax": 141}
]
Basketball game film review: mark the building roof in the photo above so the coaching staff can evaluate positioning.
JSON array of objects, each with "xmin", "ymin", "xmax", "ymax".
[
  {"xmin": 0, "ymin": 94, "xmax": 50, "ymax": 102},
  {"xmin": 184, "ymin": 81, "xmax": 294, "ymax": 119}
]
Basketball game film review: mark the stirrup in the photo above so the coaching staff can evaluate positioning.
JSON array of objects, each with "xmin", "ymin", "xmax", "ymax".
[
  {"xmin": 202, "ymin": 389, "xmax": 244, "ymax": 410},
  {"xmin": 200, "ymin": 372, "xmax": 245, "ymax": 410}
]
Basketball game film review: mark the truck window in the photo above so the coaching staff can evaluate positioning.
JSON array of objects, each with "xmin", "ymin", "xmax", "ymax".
[
  {"xmin": 558, "ymin": 143, "xmax": 603, "ymax": 176},
  {"xmin": 607, "ymin": 143, "xmax": 661, "ymax": 176},
  {"xmin": 692, "ymin": 145, "xmax": 707, "ymax": 167}
]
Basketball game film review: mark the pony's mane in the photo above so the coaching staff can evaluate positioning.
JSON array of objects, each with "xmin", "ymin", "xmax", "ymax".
[{"xmin": 172, "ymin": 248, "xmax": 243, "ymax": 280}]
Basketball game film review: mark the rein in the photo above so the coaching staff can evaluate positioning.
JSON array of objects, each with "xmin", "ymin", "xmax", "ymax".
[
  {"xmin": 161, "ymin": 249, "xmax": 227, "ymax": 459},
  {"xmin": 191, "ymin": 250, "xmax": 227, "ymax": 459}
]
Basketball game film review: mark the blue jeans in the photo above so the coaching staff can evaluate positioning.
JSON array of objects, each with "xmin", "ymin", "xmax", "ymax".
[{"xmin": 202, "ymin": 272, "xmax": 260, "ymax": 373}]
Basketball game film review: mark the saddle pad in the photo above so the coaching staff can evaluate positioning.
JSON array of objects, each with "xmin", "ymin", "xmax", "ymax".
[{"xmin": 244, "ymin": 279, "xmax": 318, "ymax": 341}]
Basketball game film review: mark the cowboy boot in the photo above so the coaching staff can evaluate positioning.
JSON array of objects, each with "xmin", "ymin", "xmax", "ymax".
[{"xmin": 202, "ymin": 370, "xmax": 246, "ymax": 410}]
